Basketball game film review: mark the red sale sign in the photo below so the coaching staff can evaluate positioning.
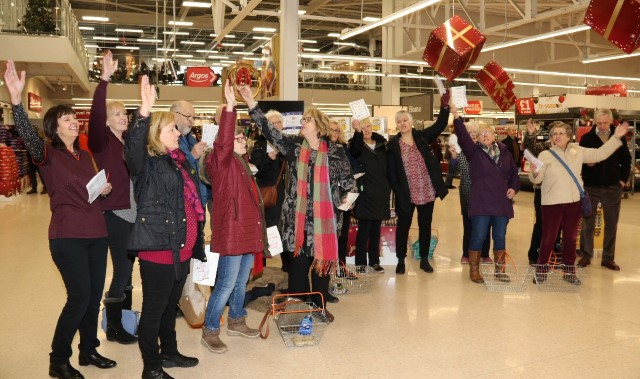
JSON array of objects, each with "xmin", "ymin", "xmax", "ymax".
[
  {"xmin": 516, "ymin": 98, "xmax": 535, "ymax": 115},
  {"xmin": 464, "ymin": 100, "xmax": 482, "ymax": 115},
  {"xmin": 186, "ymin": 67, "xmax": 218, "ymax": 87},
  {"xmin": 585, "ymin": 83, "xmax": 627, "ymax": 97}
]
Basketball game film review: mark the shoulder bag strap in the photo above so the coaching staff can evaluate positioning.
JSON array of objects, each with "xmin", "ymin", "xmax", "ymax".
[
  {"xmin": 274, "ymin": 159, "xmax": 286, "ymax": 187},
  {"xmin": 547, "ymin": 149, "xmax": 585, "ymax": 197}
]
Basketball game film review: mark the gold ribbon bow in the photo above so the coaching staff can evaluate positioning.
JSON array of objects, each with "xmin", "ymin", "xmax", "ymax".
[{"xmin": 434, "ymin": 21, "xmax": 477, "ymax": 71}]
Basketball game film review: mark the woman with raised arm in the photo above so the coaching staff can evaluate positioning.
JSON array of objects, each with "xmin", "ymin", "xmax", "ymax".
[
  {"xmin": 87, "ymin": 50, "xmax": 138, "ymax": 344},
  {"xmin": 4, "ymin": 61, "xmax": 114, "ymax": 379},
  {"xmin": 386, "ymin": 91, "xmax": 450, "ymax": 275},
  {"xmin": 239, "ymin": 86, "xmax": 357, "ymax": 322},
  {"xmin": 125, "ymin": 76, "xmax": 205, "ymax": 379}
]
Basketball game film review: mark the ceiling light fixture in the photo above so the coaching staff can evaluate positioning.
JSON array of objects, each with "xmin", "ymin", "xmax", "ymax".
[
  {"xmin": 299, "ymin": 39, "xmax": 317, "ymax": 44},
  {"xmin": 169, "ymin": 20, "xmax": 193, "ymax": 26},
  {"xmin": 115, "ymin": 46, "xmax": 140, "ymax": 50},
  {"xmin": 186, "ymin": 59, "xmax": 207, "ymax": 62},
  {"xmin": 93, "ymin": 36, "xmax": 119, "ymax": 41},
  {"xmin": 340, "ymin": 0, "xmax": 441, "ymax": 40},
  {"xmin": 137, "ymin": 38, "xmax": 162, "ymax": 43},
  {"xmin": 253, "ymin": 27, "xmax": 276, "ymax": 33},
  {"xmin": 180, "ymin": 41, "xmax": 205, "ymax": 45},
  {"xmin": 334, "ymin": 42, "xmax": 356, "ymax": 47},
  {"xmin": 362, "ymin": 17, "xmax": 380, "ymax": 22},
  {"xmin": 209, "ymin": 34, "xmax": 235, "ymax": 38},
  {"xmin": 157, "ymin": 48, "xmax": 180, "ymax": 51},
  {"xmin": 85, "ymin": 44, "xmax": 99, "ymax": 48},
  {"xmin": 78, "ymin": 26, "xmax": 94, "ymax": 31},
  {"xmin": 303, "ymin": 48, "xmax": 320, "ymax": 52},
  {"xmin": 82, "ymin": 16, "xmax": 109, "ymax": 22},
  {"xmin": 115, "ymin": 28, "xmax": 144, "ymax": 33},
  {"xmin": 298, "ymin": 10, "xmax": 306, "ymax": 15},
  {"xmin": 252, "ymin": 36, "xmax": 272, "ymax": 40},
  {"xmin": 182, "ymin": 1, "xmax": 211, "ymax": 8},
  {"xmin": 208, "ymin": 55, "xmax": 230, "ymax": 59},
  {"xmin": 163, "ymin": 31, "xmax": 189, "ymax": 35},
  {"xmin": 221, "ymin": 43, "xmax": 245, "ymax": 47},
  {"xmin": 482, "ymin": 25, "xmax": 591, "ymax": 52},
  {"xmin": 174, "ymin": 54, "xmax": 194, "ymax": 58},
  {"xmin": 581, "ymin": 51, "xmax": 640, "ymax": 64},
  {"xmin": 232, "ymin": 52, "xmax": 255, "ymax": 55},
  {"xmin": 328, "ymin": 33, "xmax": 340, "ymax": 38}
]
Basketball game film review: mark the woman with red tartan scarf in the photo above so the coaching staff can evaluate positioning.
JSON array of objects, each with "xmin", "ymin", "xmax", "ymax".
[{"xmin": 239, "ymin": 86, "xmax": 357, "ymax": 323}]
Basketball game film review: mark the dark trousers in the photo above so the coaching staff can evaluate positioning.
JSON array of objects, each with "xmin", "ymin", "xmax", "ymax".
[
  {"xmin": 355, "ymin": 219, "xmax": 382, "ymax": 266},
  {"xmin": 138, "ymin": 259, "xmax": 189, "ymax": 371},
  {"xmin": 445, "ymin": 158, "xmax": 457, "ymax": 186},
  {"xmin": 537, "ymin": 201, "xmax": 582, "ymax": 267},
  {"xmin": 527, "ymin": 188, "xmax": 543, "ymax": 264},
  {"xmin": 287, "ymin": 252, "xmax": 330, "ymax": 308},
  {"xmin": 461, "ymin": 212, "xmax": 490, "ymax": 258},
  {"xmin": 104, "ymin": 211, "xmax": 135, "ymax": 301},
  {"xmin": 49, "ymin": 238, "xmax": 108, "ymax": 364},
  {"xmin": 337, "ymin": 210, "xmax": 351, "ymax": 266},
  {"xmin": 580, "ymin": 185, "xmax": 623, "ymax": 263},
  {"xmin": 396, "ymin": 202, "xmax": 434, "ymax": 260}
]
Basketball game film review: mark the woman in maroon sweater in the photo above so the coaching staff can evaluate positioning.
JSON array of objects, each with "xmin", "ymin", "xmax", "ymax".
[
  {"xmin": 87, "ymin": 50, "xmax": 137, "ymax": 344},
  {"xmin": 5, "ymin": 61, "xmax": 115, "ymax": 379}
]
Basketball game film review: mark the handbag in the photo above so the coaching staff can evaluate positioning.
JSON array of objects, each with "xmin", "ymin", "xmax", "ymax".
[
  {"xmin": 547, "ymin": 149, "xmax": 592, "ymax": 217},
  {"xmin": 101, "ymin": 308, "xmax": 140, "ymax": 336},
  {"xmin": 259, "ymin": 161, "xmax": 285, "ymax": 208}
]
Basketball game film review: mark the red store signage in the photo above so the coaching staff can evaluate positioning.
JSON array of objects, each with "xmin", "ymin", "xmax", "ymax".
[
  {"xmin": 75, "ymin": 110, "xmax": 91, "ymax": 133},
  {"xmin": 516, "ymin": 97, "xmax": 535, "ymax": 115},
  {"xmin": 28, "ymin": 92, "xmax": 42, "ymax": 112},
  {"xmin": 464, "ymin": 100, "xmax": 482, "ymax": 115},
  {"xmin": 186, "ymin": 67, "xmax": 218, "ymax": 87},
  {"xmin": 585, "ymin": 83, "xmax": 627, "ymax": 97}
]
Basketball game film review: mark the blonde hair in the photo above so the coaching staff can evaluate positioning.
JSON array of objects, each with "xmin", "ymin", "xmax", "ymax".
[
  {"xmin": 395, "ymin": 110, "xmax": 413, "ymax": 124},
  {"xmin": 329, "ymin": 120, "xmax": 346, "ymax": 144},
  {"xmin": 465, "ymin": 120, "xmax": 479, "ymax": 133},
  {"xmin": 477, "ymin": 124, "xmax": 495, "ymax": 135},
  {"xmin": 147, "ymin": 111, "xmax": 176, "ymax": 156},
  {"xmin": 305, "ymin": 107, "xmax": 331, "ymax": 138},
  {"xmin": 106, "ymin": 101, "xmax": 126, "ymax": 119},
  {"xmin": 548, "ymin": 121, "xmax": 573, "ymax": 139}
]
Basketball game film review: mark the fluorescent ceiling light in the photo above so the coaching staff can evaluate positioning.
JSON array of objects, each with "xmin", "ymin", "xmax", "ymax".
[
  {"xmin": 340, "ymin": 0, "xmax": 441, "ymax": 40},
  {"xmin": 318, "ymin": 65, "xmax": 331, "ymax": 69},
  {"xmin": 364, "ymin": 67, "xmax": 379, "ymax": 72},
  {"xmin": 85, "ymin": 44, "xmax": 99, "ymax": 48},
  {"xmin": 328, "ymin": 33, "xmax": 340, "ymax": 37},
  {"xmin": 93, "ymin": 36, "xmax": 118, "ymax": 41},
  {"xmin": 169, "ymin": 20, "xmax": 193, "ymax": 26},
  {"xmin": 252, "ymin": 36, "xmax": 272, "ymax": 40},
  {"xmin": 581, "ymin": 51, "xmax": 640, "ymax": 64},
  {"xmin": 79, "ymin": 26, "xmax": 94, "ymax": 31},
  {"xmin": 208, "ymin": 55, "xmax": 230, "ymax": 59},
  {"xmin": 334, "ymin": 42, "xmax": 356, "ymax": 47},
  {"xmin": 116, "ymin": 46, "xmax": 139, "ymax": 50},
  {"xmin": 253, "ymin": 27, "xmax": 276, "ymax": 33},
  {"xmin": 512, "ymin": 81, "xmax": 586, "ymax": 90},
  {"xmin": 363, "ymin": 17, "xmax": 380, "ymax": 22},
  {"xmin": 157, "ymin": 48, "xmax": 180, "ymax": 51},
  {"xmin": 299, "ymin": 39, "xmax": 317, "ymax": 44},
  {"xmin": 468, "ymin": 64, "xmax": 640, "ymax": 82},
  {"xmin": 221, "ymin": 60, "xmax": 236, "ymax": 64},
  {"xmin": 82, "ymin": 16, "xmax": 109, "ymax": 22},
  {"xmin": 186, "ymin": 59, "xmax": 207, "ymax": 63},
  {"xmin": 180, "ymin": 40, "xmax": 205, "ymax": 45},
  {"xmin": 482, "ymin": 25, "xmax": 591, "ymax": 52},
  {"xmin": 232, "ymin": 52, "xmax": 255, "ymax": 55},
  {"xmin": 115, "ymin": 28, "xmax": 144, "ymax": 33},
  {"xmin": 137, "ymin": 38, "xmax": 162, "ymax": 43},
  {"xmin": 303, "ymin": 48, "xmax": 320, "ymax": 52},
  {"xmin": 196, "ymin": 49, "xmax": 215, "ymax": 53},
  {"xmin": 175, "ymin": 54, "xmax": 194, "ymax": 58},
  {"xmin": 221, "ymin": 43, "xmax": 245, "ymax": 47},
  {"xmin": 182, "ymin": 1, "xmax": 211, "ymax": 7},
  {"xmin": 164, "ymin": 31, "xmax": 189, "ymax": 35},
  {"xmin": 209, "ymin": 34, "xmax": 236, "ymax": 38},
  {"xmin": 298, "ymin": 10, "xmax": 306, "ymax": 15}
]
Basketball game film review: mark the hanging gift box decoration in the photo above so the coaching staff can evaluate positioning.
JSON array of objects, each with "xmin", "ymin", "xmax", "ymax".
[
  {"xmin": 423, "ymin": 15, "xmax": 486, "ymax": 81},
  {"xmin": 474, "ymin": 61, "xmax": 517, "ymax": 112},
  {"xmin": 583, "ymin": 0, "xmax": 640, "ymax": 54}
]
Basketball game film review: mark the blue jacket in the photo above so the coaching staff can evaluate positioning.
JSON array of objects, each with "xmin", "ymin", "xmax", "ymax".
[{"xmin": 179, "ymin": 133, "xmax": 211, "ymax": 209}]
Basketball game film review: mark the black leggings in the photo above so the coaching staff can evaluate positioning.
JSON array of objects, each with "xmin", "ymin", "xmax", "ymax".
[
  {"xmin": 104, "ymin": 211, "xmax": 135, "ymax": 301},
  {"xmin": 396, "ymin": 202, "xmax": 434, "ymax": 260}
]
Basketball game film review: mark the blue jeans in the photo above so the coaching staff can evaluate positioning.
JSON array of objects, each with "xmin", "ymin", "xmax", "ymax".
[
  {"xmin": 204, "ymin": 253, "xmax": 253, "ymax": 331},
  {"xmin": 470, "ymin": 215, "xmax": 509, "ymax": 251}
]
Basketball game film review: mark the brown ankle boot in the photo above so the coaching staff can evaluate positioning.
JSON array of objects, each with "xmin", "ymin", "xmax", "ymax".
[
  {"xmin": 468, "ymin": 250, "xmax": 484, "ymax": 283},
  {"xmin": 493, "ymin": 250, "xmax": 511, "ymax": 283},
  {"xmin": 201, "ymin": 328, "xmax": 228, "ymax": 353},
  {"xmin": 227, "ymin": 317, "xmax": 259, "ymax": 338}
]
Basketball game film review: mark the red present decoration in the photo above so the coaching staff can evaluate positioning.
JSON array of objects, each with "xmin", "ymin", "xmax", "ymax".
[
  {"xmin": 423, "ymin": 15, "xmax": 486, "ymax": 81},
  {"xmin": 475, "ymin": 61, "xmax": 517, "ymax": 112},
  {"xmin": 584, "ymin": 0, "xmax": 640, "ymax": 54}
]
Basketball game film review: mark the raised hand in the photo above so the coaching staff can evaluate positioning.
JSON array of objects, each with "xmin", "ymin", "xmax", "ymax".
[
  {"xmin": 100, "ymin": 50, "xmax": 118, "ymax": 81},
  {"xmin": 352, "ymin": 119, "xmax": 362, "ymax": 132},
  {"xmin": 139, "ymin": 75, "xmax": 155, "ymax": 117},
  {"xmin": 614, "ymin": 121, "xmax": 629, "ymax": 139},
  {"xmin": 441, "ymin": 89, "xmax": 451, "ymax": 108},
  {"xmin": 4, "ymin": 61, "xmax": 26, "ymax": 105},
  {"xmin": 526, "ymin": 118, "xmax": 536, "ymax": 134},
  {"xmin": 224, "ymin": 80, "xmax": 236, "ymax": 111},
  {"xmin": 237, "ymin": 84, "xmax": 256, "ymax": 109}
]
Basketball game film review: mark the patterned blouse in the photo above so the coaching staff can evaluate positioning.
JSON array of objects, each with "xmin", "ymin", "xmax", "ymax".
[{"xmin": 400, "ymin": 139, "xmax": 435, "ymax": 205}]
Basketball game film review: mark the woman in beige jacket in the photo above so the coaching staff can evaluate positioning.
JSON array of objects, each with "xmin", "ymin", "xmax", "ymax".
[{"xmin": 529, "ymin": 121, "xmax": 627, "ymax": 285}]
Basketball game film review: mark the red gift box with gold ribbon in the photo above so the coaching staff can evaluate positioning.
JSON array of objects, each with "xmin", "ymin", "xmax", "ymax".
[
  {"xmin": 423, "ymin": 15, "xmax": 486, "ymax": 81},
  {"xmin": 475, "ymin": 61, "xmax": 517, "ymax": 112},
  {"xmin": 584, "ymin": 0, "xmax": 640, "ymax": 54}
]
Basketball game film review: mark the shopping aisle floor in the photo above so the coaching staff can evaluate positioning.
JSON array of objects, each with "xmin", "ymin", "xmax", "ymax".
[{"xmin": 1, "ymin": 186, "xmax": 639, "ymax": 378}]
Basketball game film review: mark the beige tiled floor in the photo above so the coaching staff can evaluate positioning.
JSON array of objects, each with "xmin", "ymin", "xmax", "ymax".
[{"xmin": 1, "ymin": 184, "xmax": 639, "ymax": 378}]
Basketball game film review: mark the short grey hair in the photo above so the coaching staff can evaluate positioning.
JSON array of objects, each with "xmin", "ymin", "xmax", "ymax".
[
  {"xmin": 594, "ymin": 108, "xmax": 613, "ymax": 121},
  {"xmin": 264, "ymin": 109, "xmax": 284, "ymax": 125},
  {"xmin": 395, "ymin": 110, "xmax": 414, "ymax": 124}
]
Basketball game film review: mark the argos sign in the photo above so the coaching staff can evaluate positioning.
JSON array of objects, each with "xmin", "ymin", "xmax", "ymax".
[{"xmin": 186, "ymin": 67, "xmax": 219, "ymax": 87}]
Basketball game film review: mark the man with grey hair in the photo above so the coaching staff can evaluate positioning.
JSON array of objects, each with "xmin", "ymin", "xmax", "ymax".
[
  {"xmin": 501, "ymin": 125, "xmax": 521, "ymax": 169},
  {"xmin": 578, "ymin": 109, "xmax": 632, "ymax": 271},
  {"xmin": 171, "ymin": 100, "xmax": 211, "ymax": 211}
]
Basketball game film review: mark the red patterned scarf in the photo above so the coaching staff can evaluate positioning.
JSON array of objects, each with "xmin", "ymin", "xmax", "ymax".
[
  {"xmin": 169, "ymin": 148, "xmax": 205, "ymax": 222},
  {"xmin": 294, "ymin": 139, "xmax": 337, "ymax": 275}
]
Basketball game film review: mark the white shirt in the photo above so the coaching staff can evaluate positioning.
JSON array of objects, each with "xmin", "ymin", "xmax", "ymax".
[{"xmin": 448, "ymin": 134, "xmax": 462, "ymax": 154}]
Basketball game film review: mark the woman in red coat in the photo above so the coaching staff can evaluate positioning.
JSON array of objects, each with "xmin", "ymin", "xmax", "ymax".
[{"xmin": 201, "ymin": 81, "xmax": 268, "ymax": 354}]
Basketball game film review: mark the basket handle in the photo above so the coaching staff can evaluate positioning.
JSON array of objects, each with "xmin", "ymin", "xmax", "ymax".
[
  {"xmin": 503, "ymin": 251, "xmax": 517, "ymax": 273},
  {"xmin": 260, "ymin": 292, "xmax": 325, "ymax": 340}
]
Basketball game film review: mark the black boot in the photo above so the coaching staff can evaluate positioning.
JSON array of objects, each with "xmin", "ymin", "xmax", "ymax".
[
  {"xmin": 395, "ymin": 258, "xmax": 405, "ymax": 274},
  {"xmin": 105, "ymin": 301, "xmax": 137, "ymax": 344},
  {"xmin": 122, "ymin": 286, "xmax": 133, "ymax": 310},
  {"xmin": 419, "ymin": 258, "xmax": 434, "ymax": 273},
  {"xmin": 49, "ymin": 362, "xmax": 84, "ymax": 379}
]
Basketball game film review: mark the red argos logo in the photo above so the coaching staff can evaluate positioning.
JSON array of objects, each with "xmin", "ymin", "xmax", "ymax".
[{"xmin": 186, "ymin": 67, "xmax": 219, "ymax": 87}]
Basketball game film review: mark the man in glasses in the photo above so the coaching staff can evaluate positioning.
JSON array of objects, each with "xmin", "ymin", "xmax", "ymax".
[{"xmin": 171, "ymin": 100, "xmax": 211, "ymax": 213}]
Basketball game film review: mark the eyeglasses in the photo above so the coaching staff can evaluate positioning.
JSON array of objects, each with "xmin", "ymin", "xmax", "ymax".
[
  {"xmin": 330, "ymin": 128, "xmax": 340, "ymax": 134},
  {"xmin": 234, "ymin": 136, "xmax": 247, "ymax": 143},
  {"xmin": 268, "ymin": 121, "xmax": 283, "ymax": 128},
  {"xmin": 479, "ymin": 131, "xmax": 493, "ymax": 137},
  {"xmin": 551, "ymin": 131, "xmax": 567, "ymax": 136},
  {"xmin": 300, "ymin": 116, "xmax": 313, "ymax": 125},
  {"xmin": 175, "ymin": 112, "xmax": 194, "ymax": 122}
]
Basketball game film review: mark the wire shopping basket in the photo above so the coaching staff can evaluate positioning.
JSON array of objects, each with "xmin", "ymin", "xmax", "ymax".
[
  {"xmin": 330, "ymin": 262, "xmax": 377, "ymax": 295},
  {"xmin": 479, "ymin": 252, "xmax": 534, "ymax": 292},
  {"xmin": 532, "ymin": 264, "xmax": 585, "ymax": 292}
]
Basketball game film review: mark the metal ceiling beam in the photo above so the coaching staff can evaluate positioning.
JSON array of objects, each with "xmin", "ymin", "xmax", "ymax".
[
  {"xmin": 304, "ymin": 0, "xmax": 332, "ymax": 15},
  {"xmin": 506, "ymin": 0, "xmax": 526, "ymax": 19},
  {"xmin": 213, "ymin": 0, "xmax": 263, "ymax": 43},
  {"xmin": 484, "ymin": 2, "xmax": 589, "ymax": 34}
]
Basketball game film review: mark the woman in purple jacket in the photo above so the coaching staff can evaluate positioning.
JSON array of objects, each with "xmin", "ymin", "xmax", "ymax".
[{"xmin": 452, "ymin": 106, "xmax": 519, "ymax": 284}]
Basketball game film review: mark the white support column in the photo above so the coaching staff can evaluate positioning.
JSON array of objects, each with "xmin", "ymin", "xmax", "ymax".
[
  {"xmin": 279, "ymin": 0, "xmax": 299, "ymax": 100},
  {"xmin": 368, "ymin": 36, "xmax": 377, "ymax": 90},
  {"xmin": 381, "ymin": 0, "xmax": 400, "ymax": 105}
]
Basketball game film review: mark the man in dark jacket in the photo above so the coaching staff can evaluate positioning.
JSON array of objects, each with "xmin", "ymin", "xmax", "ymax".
[
  {"xmin": 578, "ymin": 109, "xmax": 632, "ymax": 271},
  {"xmin": 501, "ymin": 125, "xmax": 521, "ymax": 169}
]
